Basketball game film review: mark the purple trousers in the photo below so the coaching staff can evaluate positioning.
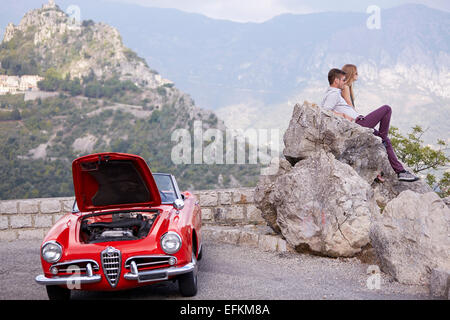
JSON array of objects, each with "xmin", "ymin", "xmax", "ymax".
[{"xmin": 355, "ymin": 105, "xmax": 405, "ymax": 174}]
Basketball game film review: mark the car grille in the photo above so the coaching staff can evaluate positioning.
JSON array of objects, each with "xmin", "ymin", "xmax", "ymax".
[{"xmin": 101, "ymin": 246, "xmax": 121, "ymax": 288}]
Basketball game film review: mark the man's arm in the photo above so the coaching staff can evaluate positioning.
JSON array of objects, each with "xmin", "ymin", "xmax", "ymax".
[
  {"xmin": 322, "ymin": 90, "xmax": 354, "ymax": 121},
  {"xmin": 321, "ymin": 90, "xmax": 339, "ymax": 111}
]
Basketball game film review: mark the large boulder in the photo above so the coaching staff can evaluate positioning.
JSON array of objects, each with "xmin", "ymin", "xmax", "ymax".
[
  {"xmin": 283, "ymin": 102, "xmax": 392, "ymax": 182},
  {"xmin": 268, "ymin": 151, "xmax": 377, "ymax": 257},
  {"xmin": 283, "ymin": 102, "xmax": 431, "ymax": 206},
  {"xmin": 370, "ymin": 190, "xmax": 450, "ymax": 285},
  {"xmin": 254, "ymin": 158, "xmax": 292, "ymax": 234}
]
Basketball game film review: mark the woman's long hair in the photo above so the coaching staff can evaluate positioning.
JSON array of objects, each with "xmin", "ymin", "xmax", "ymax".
[{"xmin": 342, "ymin": 64, "xmax": 357, "ymax": 108}]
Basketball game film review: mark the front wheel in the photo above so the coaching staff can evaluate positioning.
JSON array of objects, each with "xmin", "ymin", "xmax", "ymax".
[
  {"xmin": 178, "ymin": 250, "xmax": 198, "ymax": 297},
  {"xmin": 46, "ymin": 285, "xmax": 71, "ymax": 300}
]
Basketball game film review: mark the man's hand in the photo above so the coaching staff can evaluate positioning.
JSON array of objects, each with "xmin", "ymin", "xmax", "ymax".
[
  {"xmin": 344, "ymin": 114, "xmax": 355, "ymax": 122},
  {"xmin": 332, "ymin": 111, "xmax": 354, "ymax": 122}
]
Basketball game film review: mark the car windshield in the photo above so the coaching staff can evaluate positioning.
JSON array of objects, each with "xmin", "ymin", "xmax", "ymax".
[{"xmin": 153, "ymin": 174, "xmax": 178, "ymax": 204}]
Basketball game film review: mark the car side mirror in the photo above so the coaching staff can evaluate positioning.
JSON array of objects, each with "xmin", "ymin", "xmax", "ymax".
[{"xmin": 173, "ymin": 199, "xmax": 184, "ymax": 211}]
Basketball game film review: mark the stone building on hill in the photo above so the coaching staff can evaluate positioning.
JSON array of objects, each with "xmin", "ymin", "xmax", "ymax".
[{"xmin": 0, "ymin": 75, "xmax": 43, "ymax": 95}]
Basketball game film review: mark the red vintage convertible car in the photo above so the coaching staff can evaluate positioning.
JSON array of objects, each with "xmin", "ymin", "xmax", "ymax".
[{"xmin": 35, "ymin": 152, "xmax": 203, "ymax": 300}]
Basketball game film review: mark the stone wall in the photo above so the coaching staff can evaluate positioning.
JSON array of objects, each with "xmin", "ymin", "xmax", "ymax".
[
  {"xmin": 0, "ymin": 188, "xmax": 265, "ymax": 241},
  {"xmin": 196, "ymin": 188, "xmax": 264, "ymax": 225},
  {"xmin": 0, "ymin": 197, "xmax": 74, "ymax": 241}
]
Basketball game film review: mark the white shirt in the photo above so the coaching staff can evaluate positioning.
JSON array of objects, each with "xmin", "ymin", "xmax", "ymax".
[{"xmin": 321, "ymin": 87, "xmax": 360, "ymax": 119}]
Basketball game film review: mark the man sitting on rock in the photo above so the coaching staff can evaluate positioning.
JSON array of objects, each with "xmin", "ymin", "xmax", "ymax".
[{"xmin": 321, "ymin": 68, "xmax": 419, "ymax": 182}]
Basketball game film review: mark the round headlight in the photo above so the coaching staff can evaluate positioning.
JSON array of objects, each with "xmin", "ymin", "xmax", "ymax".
[
  {"xmin": 160, "ymin": 232, "xmax": 182, "ymax": 254},
  {"xmin": 41, "ymin": 241, "xmax": 62, "ymax": 263}
]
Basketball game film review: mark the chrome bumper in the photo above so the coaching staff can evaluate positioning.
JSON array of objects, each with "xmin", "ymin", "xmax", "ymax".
[
  {"xmin": 35, "ymin": 274, "xmax": 102, "ymax": 286},
  {"xmin": 35, "ymin": 261, "xmax": 196, "ymax": 286},
  {"xmin": 36, "ymin": 261, "xmax": 102, "ymax": 286},
  {"xmin": 124, "ymin": 260, "xmax": 196, "ymax": 283}
]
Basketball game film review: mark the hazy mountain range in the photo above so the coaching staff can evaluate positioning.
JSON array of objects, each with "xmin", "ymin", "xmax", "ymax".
[{"xmin": 2, "ymin": 1, "xmax": 449, "ymax": 145}]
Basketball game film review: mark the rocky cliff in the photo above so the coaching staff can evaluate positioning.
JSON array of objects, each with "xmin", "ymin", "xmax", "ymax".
[{"xmin": 2, "ymin": 2, "xmax": 163, "ymax": 88}]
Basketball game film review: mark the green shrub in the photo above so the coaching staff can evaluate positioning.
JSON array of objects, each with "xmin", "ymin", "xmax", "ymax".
[{"xmin": 390, "ymin": 125, "xmax": 449, "ymax": 197}]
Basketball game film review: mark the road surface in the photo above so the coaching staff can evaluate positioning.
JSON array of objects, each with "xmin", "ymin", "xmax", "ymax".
[{"xmin": 0, "ymin": 239, "xmax": 432, "ymax": 300}]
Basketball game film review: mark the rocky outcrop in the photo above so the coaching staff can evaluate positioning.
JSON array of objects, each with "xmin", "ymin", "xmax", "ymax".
[
  {"xmin": 1, "ymin": 3, "xmax": 165, "ymax": 89},
  {"xmin": 254, "ymin": 158, "xmax": 293, "ymax": 234},
  {"xmin": 370, "ymin": 190, "xmax": 450, "ymax": 286},
  {"xmin": 272, "ymin": 151, "xmax": 376, "ymax": 257},
  {"xmin": 443, "ymin": 196, "xmax": 450, "ymax": 208},
  {"xmin": 283, "ymin": 101, "xmax": 390, "ymax": 183},
  {"xmin": 2, "ymin": 23, "xmax": 15, "ymax": 43},
  {"xmin": 255, "ymin": 101, "xmax": 434, "ymax": 257},
  {"xmin": 283, "ymin": 102, "xmax": 431, "ymax": 205}
]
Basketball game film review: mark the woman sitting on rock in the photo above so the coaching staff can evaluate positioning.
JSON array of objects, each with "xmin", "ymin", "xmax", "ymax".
[
  {"xmin": 341, "ymin": 64, "xmax": 358, "ymax": 109},
  {"xmin": 321, "ymin": 67, "xmax": 419, "ymax": 182}
]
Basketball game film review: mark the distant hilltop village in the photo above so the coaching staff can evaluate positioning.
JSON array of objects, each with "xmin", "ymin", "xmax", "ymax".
[
  {"xmin": 0, "ymin": 0, "xmax": 173, "ymax": 98},
  {"xmin": 0, "ymin": 0, "xmax": 56, "ymax": 95},
  {"xmin": 0, "ymin": 0, "xmax": 54, "ymax": 96},
  {"xmin": 0, "ymin": 75, "xmax": 43, "ymax": 95}
]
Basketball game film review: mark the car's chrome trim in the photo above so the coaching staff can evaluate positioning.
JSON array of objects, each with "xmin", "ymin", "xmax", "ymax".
[
  {"xmin": 124, "ymin": 255, "xmax": 177, "ymax": 269},
  {"xmin": 35, "ymin": 274, "xmax": 102, "ymax": 285},
  {"xmin": 50, "ymin": 259, "xmax": 100, "ymax": 273},
  {"xmin": 124, "ymin": 260, "xmax": 196, "ymax": 283}
]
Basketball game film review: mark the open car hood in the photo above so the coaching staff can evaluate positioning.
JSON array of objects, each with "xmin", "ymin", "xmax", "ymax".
[{"xmin": 72, "ymin": 153, "xmax": 162, "ymax": 212}]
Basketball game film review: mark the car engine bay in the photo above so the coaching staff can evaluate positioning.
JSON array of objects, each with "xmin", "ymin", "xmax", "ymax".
[{"xmin": 80, "ymin": 211, "xmax": 158, "ymax": 244}]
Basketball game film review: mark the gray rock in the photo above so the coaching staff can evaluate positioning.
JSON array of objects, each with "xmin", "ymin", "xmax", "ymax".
[
  {"xmin": 430, "ymin": 269, "xmax": 450, "ymax": 298},
  {"xmin": 271, "ymin": 151, "xmax": 377, "ymax": 257},
  {"xmin": 256, "ymin": 101, "xmax": 438, "ymax": 259},
  {"xmin": 370, "ymin": 190, "xmax": 450, "ymax": 286},
  {"xmin": 443, "ymin": 196, "xmax": 450, "ymax": 208},
  {"xmin": 282, "ymin": 102, "xmax": 432, "ymax": 205},
  {"xmin": 257, "ymin": 101, "xmax": 432, "ymax": 234},
  {"xmin": 254, "ymin": 157, "xmax": 292, "ymax": 234},
  {"xmin": 283, "ymin": 102, "xmax": 390, "ymax": 181}
]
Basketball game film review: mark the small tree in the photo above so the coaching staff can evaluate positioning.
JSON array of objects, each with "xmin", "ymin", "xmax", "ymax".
[
  {"xmin": 38, "ymin": 68, "xmax": 62, "ymax": 91},
  {"xmin": 390, "ymin": 125, "xmax": 449, "ymax": 197}
]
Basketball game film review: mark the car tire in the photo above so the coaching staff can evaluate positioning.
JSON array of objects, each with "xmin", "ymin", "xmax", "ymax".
[
  {"xmin": 178, "ymin": 250, "xmax": 198, "ymax": 297},
  {"xmin": 46, "ymin": 285, "xmax": 71, "ymax": 300}
]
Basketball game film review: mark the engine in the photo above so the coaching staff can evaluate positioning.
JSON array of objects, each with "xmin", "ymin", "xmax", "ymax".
[{"xmin": 80, "ymin": 213, "xmax": 157, "ymax": 244}]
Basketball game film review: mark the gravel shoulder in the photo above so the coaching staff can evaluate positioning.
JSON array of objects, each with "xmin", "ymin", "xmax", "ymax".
[{"xmin": 0, "ymin": 239, "xmax": 432, "ymax": 300}]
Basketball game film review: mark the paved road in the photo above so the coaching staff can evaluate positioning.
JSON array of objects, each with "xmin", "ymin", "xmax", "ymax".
[{"xmin": 0, "ymin": 239, "xmax": 432, "ymax": 300}]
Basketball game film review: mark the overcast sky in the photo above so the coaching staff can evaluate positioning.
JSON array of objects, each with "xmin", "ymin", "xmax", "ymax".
[{"xmin": 107, "ymin": 0, "xmax": 450, "ymax": 22}]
